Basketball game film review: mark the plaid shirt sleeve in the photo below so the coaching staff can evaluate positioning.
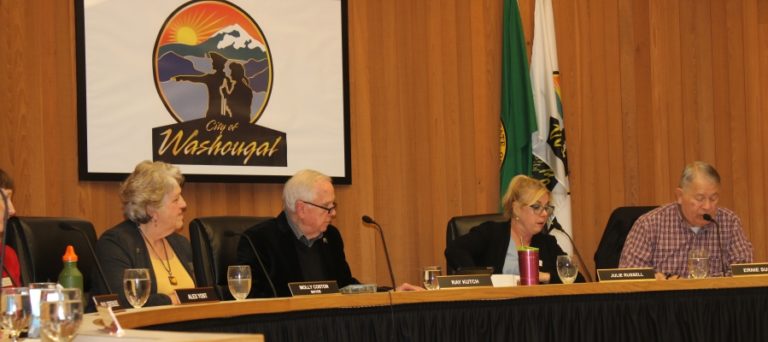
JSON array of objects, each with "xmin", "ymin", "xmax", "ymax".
[
  {"xmin": 721, "ymin": 211, "xmax": 753, "ymax": 264},
  {"xmin": 619, "ymin": 216, "xmax": 654, "ymax": 268}
]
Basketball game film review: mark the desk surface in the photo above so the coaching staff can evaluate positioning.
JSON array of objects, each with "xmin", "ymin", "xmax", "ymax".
[{"xmin": 116, "ymin": 275, "xmax": 768, "ymax": 329}]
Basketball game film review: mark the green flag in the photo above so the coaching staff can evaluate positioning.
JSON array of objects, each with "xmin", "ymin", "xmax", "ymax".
[{"xmin": 500, "ymin": 0, "xmax": 537, "ymax": 195}]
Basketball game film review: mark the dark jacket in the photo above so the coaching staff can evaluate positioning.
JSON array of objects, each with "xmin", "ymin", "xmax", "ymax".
[
  {"xmin": 92, "ymin": 220, "xmax": 195, "ymax": 307},
  {"xmin": 237, "ymin": 211, "xmax": 359, "ymax": 297},
  {"xmin": 444, "ymin": 220, "xmax": 584, "ymax": 284}
]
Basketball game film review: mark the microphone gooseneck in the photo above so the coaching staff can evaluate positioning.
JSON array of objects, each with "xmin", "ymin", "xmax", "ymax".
[
  {"xmin": 547, "ymin": 219, "xmax": 593, "ymax": 282},
  {"xmin": 227, "ymin": 231, "xmax": 277, "ymax": 298},
  {"xmin": 59, "ymin": 223, "xmax": 112, "ymax": 294},
  {"xmin": 361, "ymin": 215, "xmax": 396, "ymax": 290},
  {"xmin": 702, "ymin": 214, "xmax": 727, "ymax": 276}
]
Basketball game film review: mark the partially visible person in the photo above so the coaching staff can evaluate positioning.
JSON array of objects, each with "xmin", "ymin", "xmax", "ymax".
[
  {"xmin": 238, "ymin": 169, "xmax": 421, "ymax": 298},
  {"xmin": 0, "ymin": 169, "xmax": 21, "ymax": 287},
  {"xmin": 619, "ymin": 161, "xmax": 752, "ymax": 279},
  {"xmin": 445, "ymin": 175, "xmax": 584, "ymax": 284},
  {"xmin": 93, "ymin": 161, "xmax": 195, "ymax": 307}
]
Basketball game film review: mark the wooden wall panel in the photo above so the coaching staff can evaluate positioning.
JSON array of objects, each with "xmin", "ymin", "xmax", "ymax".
[{"xmin": 1, "ymin": 0, "xmax": 767, "ymax": 285}]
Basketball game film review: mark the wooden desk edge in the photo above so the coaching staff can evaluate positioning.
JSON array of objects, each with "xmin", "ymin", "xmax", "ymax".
[{"xmin": 117, "ymin": 276, "xmax": 768, "ymax": 329}]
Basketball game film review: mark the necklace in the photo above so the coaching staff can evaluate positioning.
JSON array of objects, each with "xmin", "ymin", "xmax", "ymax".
[{"xmin": 139, "ymin": 229, "xmax": 178, "ymax": 286}]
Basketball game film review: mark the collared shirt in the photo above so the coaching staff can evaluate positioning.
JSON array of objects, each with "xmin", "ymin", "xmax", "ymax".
[
  {"xmin": 286, "ymin": 214, "xmax": 324, "ymax": 247},
  {"xmin": 619, "ymin": 203, "xmax": 753, "ymax": 277}
]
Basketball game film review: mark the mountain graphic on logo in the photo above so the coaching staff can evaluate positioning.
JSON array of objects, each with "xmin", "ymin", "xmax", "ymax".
[{"xmin": 159, "ymin": 24, "xmax": 267, "ymax": 61}]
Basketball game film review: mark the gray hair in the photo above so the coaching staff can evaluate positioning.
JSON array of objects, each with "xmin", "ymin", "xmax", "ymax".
[
  {"xmin": 120, "ymin": 161, "xmax": 184, "ymax": 224},
  {"xmin": 283, "ymin": 169, "xmax": 331, "ymax": 213},
  {"xmin": 679, "ymin": 161, "xmax": 720, "ymax": 189}
]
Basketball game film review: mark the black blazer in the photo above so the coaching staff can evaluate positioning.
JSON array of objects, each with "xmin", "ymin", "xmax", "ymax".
[
  {"xmin": 93, "ymin": 220, "xmax": 195, "ymax": 307},
  {"xmin": 237, "ymin": 212, "xmax": 359, "ymax": 297},
  {"xmin": 444, "ymin": 220, "xmax": 584, "ymax": 284}
]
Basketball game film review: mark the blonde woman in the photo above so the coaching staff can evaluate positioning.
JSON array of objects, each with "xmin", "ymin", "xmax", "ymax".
[
  {"xmin": 93, "ymin": 161, "xmax": 195, "ymax": 306},
  {"xmin": 445, "ymin": 175, "xmax": 583, "ymax": 284}
]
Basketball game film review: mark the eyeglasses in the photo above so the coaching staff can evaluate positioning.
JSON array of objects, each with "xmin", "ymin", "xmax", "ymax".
[
  {"xmin": 301, "ymin": 200, "xmax": 337, "ymax": 214},
  {"xmin": 529, "ymin": 203, "xmax": 555, "ymax": 216}
]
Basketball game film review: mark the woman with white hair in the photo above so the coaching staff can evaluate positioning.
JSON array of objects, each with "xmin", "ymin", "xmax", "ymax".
[{"xmin": 93, "ymin": 161, "xmax": 195, "ymax": 306}]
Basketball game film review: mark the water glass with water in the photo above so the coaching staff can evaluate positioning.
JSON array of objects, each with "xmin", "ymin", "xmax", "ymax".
[
  {"xmin": 688, "ymin": 248, "xmax": 709, "ymax": 279},
  {"xmin": 227, "ymin": 265, "xmax": 252, "ymax": 300},
  {"xmin": 123, "ymin": 268, "xmax": 151, "ymax": 308},
  {"xmin": 422, "ymin": 266, "xmax": 442, "ymax": 290},
  {"xmin": 556, "ymin": 255, "xmax": 579, "ymax": 284},
  {"xmin": 39, "ymin": 288, "xmax": 83, "ymax": 342},
  {"xmin": 1, "ymin": 287, "xmax": 31, "ymax": 342}
]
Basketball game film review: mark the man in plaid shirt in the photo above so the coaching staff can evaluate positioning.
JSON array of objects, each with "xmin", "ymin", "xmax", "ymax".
[{"xmin": 619, "ymin": 161, "xmax": 752, "ymax": 279}]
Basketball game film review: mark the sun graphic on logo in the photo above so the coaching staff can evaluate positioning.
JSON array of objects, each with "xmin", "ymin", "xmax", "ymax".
[
  {"xmin": 153, "ymin": 1, "xmax": 273, "ymax": 124},
  {"xmin": 161, "ymin": 10, "xmax": 222, "ymax": 46}
]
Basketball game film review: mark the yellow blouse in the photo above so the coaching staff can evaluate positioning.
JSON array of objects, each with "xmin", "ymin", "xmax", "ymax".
[{"xmin": 148, "ymin": 246, "xmax": 195, "ymax": 296}]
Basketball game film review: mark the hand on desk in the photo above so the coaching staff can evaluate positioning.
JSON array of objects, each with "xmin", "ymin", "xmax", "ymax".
[
  {"xmin": 655, "ymin": 272, "xmax": 680, "ymax": 280},
  {"xmin": 396, "ymin": 282, "xmax": 425, "ymax": 291}
]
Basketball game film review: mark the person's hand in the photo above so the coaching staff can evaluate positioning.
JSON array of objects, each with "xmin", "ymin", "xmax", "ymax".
[
  {"xmin": 655, "ymin": 272, "xmax": 680, "ymax": 280},
  {"xmin": 396, "ymin": 282, "xmax": 425, "ymax": 291}
]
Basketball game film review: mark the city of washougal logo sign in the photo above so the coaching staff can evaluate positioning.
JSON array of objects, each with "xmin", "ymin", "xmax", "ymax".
[{"xmin": 152, "ymin": 0, "xmax": 286, "ymax": 167}]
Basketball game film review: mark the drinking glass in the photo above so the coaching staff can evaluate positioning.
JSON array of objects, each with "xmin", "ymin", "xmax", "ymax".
[
  {"xmin": 422, "ymin": 266, "xmax": 442, "ymax": 290},
  {"xmin": 227, "ymin": 265, "xmax": 252, "ymax": 300},
  {"xmin": 28, "ymin": 282, "xmax": 57, "ymax": 339},
  {"xmin": 556, "ymin": 255, "xmax": 579, "ymax": 284},
  {"xmin": 1, "ymin": 287, "xmax": 31, "ymax": 342},
  {"xmin": 123, "ymin": 268, "xmax": 151, "ymax": 308},
  {"xmin": 688, "ymin": 248, "xmax": 709, "ymax": 279},
  {"xmin": 39, "ymin": 288, "xmax": 83, "ymax": 342}
]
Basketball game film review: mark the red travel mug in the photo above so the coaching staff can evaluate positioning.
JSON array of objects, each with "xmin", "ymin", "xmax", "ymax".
[{"xmin": 518, "ymin": 246, "xmax": 539, "ymax": 285}]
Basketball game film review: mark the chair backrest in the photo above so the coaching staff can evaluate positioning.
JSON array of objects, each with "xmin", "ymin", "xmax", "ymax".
[
  {"xmin": 445, "ymin": 213, "xmax": 506, "ymax": 274},
  {"xmin": 6, "ymin": 216, "xmax": 99, "ymax": 289},
  {"xmin": 593, "ymin": 206, "xmax": 657, "ymax": 271},
  {"xmin": 189, "ymin": 216, "xmax": 271, "ymax": 300}
]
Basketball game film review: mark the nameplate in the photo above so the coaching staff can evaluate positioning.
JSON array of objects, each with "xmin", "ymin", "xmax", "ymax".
[
  {"xmin": 92, "ymin": 294, "xmax": 125, "ymax": 311},
  {"xmin": 95, "ymin": 305, "xmax": 124, "ymax": 336},
  {"xmin": 597, "ymin": 268, "xmax": 655, "ymax": 282},
  {"xmin": 176, "ymin": 287, "xmax": 219, "ymax": 304},
  {"xmin": 288, "ymin": 281, "xmax": 339, "ymax": 296},
  {"xmin": 731, "ymin": 263, "xmax": 768, "ymax": 277},
  {"xmin": 436, "ymin": 274, "xmax": 493, "ymax": 289}
]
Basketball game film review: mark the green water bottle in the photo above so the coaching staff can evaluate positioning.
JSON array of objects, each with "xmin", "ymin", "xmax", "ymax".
[{"xmin": 58, "ymin": 245, "xmax": 84, "ymax": 292}]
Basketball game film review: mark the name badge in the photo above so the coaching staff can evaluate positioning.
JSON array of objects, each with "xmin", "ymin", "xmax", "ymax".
[
  {"xmin": 597, "ymin": 268, "xmax": 655, "ymax": 282},
  {"xmin": 731, "ymin": 263, "xmax": 768, "ymax": 277},
  {"xmin": 176, "ymin": 287, "xmax": 219, "ymax": 304},
  {"xmin": 437, "ymin": 274, "xmax": 493, "ymax": 289},
  {"xmin": 1, "ymin": 277, "xmax": 12, "ymax": 288},
  {"xmin": 288, "ymin": 281, "xmax": 339, "ymax": 296},
  {"xmin": 92, "ymin": 294, "xmax": 126, "ymax": 311}
]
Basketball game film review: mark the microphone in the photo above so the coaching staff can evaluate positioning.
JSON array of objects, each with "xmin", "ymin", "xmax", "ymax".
[
  {"xmin": 703, "ymin": 214, "xmax": 727, "ymax": 276},
  {"xmin": 361, "ymin": 215, "xmax": 396, "ymax": 290},
  {"xmin": 0, "ymin": 190, "xmax": 9, "ymax": 287},
  {"xmin": 225, "ymin": 231, "xmax": 277, "ymax": 298},
  {"xmin": 59, "ymin": 223, "xmax": 112, "ymax": 294},
  {"xmin": 547, "ymin": 218, "xmax": 593, "ymax": 282}
]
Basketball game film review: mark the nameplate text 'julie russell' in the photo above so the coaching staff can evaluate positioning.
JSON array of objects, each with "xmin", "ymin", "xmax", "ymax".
[
  {"xmin": 731, "ymin": 263, "xmax": 768, "ymax": 277},
  {"xmin": 597, "ymin": 268, "xmax": 656, "ymax": 282},
  {"xmin": 176, "ymin": 287, "xmax": 220, "ymax": 304},
  {"xmin": 437, "ymin": 274, "xmax": 493, "ymax": 289},
  {"xmin": 288, "ymin": 281, "xmax": 340, "ymax": 296}
]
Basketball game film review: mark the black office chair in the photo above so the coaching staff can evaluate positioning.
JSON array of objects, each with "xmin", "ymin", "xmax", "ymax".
[
  {"xmin": 5, "ymin": 216, "xmax": 99, "ymax": 290},
  {"xmin": 593, "ymin": 206, "xmax": 657, "ymax": 273},
  {"xmin": 445, "ymin": 213, "xmax": 506, "ymax": 274},
  {"xmin": 189, "ymin": 216, "xmax": 271, "ymax": 300}
]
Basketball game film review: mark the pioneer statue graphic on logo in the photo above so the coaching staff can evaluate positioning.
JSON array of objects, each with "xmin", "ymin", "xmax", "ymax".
[{"xmin": 152, "ymin": 0, "xmax": 286, "ymax": 167}]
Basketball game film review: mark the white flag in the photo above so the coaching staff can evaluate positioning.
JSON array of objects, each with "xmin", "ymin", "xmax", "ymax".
[{"xmin": 530, "ymin": 0, "xmax": 573, "ymax": 254}]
